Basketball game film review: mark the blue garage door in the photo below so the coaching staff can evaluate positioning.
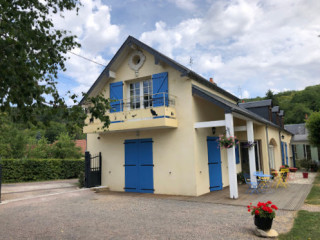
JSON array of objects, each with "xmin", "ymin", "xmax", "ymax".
[
  {"xmin": 124, "ymin": 139, "xmax": 154, "ymax": 193},
  {"xmin": 207, "ymin": 137, "xmax": 223, "ymax": 191}
]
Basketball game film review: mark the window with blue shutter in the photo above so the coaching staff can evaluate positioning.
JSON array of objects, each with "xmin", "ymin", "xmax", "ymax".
[
  {"xmin": 235, "ymin": 144, "xmax": 240, "ymax": 164},
  {"xmin": 281, "ymin": 141, "xmax": 285, "ymax": 165},
  {"xmin": 110, "ymin": 82, "xmax": 123, "ymax": 112},
  {"xmin": 152, "ymin": 72, "xmax": 168, "ymax": 107}
]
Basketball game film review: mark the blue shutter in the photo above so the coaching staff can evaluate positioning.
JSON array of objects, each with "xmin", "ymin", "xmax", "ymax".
[
  {"xmin": 292, "ymin": 145, "xmax": 296, "ymax": 167},
  {"xmin": 110, "ymin": 82, "xmax": 123, "ymax": 112},
  {"xmin": 235, "ymin": 144, "xmax": 240, "ymax": 164},
  {"xmin": 281, "ymin": 142, "xmax": 285, "ymax": 165},
  {"xmin": 152, "ymin": 72, "xmax": 168, "ymax": 107},
  {"xmin": 285, "ymin": 143, "xmax": 288, "ymax": 165}
]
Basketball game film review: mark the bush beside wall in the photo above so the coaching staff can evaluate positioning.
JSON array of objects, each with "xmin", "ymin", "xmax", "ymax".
[{"xmin": 1, "ymin": 159, "xmax": 84, "ymax": 183}]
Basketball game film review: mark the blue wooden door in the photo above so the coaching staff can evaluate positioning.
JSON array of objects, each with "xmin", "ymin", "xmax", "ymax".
[
  {"xmin": 124, "ymin": 139, "xmax": 154, "ymax": 193},
  {"xmin": 207, "ymin": 137, "xmax": 222, "ymax": 191}
]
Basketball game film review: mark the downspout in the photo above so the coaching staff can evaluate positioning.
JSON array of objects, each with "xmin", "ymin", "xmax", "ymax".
[{"xmin": 266, "ymin": 126, "xmax": 271, "ymax": 173}]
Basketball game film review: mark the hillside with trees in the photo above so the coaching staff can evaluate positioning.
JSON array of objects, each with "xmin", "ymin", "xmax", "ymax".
[{"xmin": 243, "ymin": 84, "xmax": 320, "ymax": 124}]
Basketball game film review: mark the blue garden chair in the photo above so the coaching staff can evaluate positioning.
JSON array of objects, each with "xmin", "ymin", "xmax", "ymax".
[{"xmin": 243, "ymin": 173, "xmax": 260, "ymax": 194}]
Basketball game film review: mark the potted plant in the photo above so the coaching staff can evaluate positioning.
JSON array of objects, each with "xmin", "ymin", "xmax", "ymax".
[
  {"xmin": 300, "ymin": 159, "xmax": 312, "ymax": 178},
  {"xmin": 217, "ymin": 134, "xmax": 238, "ymax": 149},
  {"xmin": 247, "ymin": 201, "xmax": 278, "ymax": 231}
]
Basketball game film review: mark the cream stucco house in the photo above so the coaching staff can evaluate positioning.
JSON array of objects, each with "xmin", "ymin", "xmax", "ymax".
[{"xmin": 81, "ymin": 36, "xmax": 293, "ymax": 198}]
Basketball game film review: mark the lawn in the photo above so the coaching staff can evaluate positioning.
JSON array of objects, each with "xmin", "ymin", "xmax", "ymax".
[
  {"xmin": 279, "ymin": 173, "xmax": 320, "ymax": 240},
  {"xmin": 305, "ymin": 173, "xmax": 320, "ymax": 205},
  {"xmin": 278, "ymin": 211, "xmax": 320, "ymax": 240}
]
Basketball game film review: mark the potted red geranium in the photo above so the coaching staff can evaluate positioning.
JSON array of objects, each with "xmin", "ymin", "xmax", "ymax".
[{"xmin": 247, "ymin": 201, "xmax": 278, "ymax": 231}]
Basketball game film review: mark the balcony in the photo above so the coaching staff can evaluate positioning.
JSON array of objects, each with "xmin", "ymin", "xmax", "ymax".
[{"xmin": 83, "ymin": 93, "xmax": 178, "ymax": 133}]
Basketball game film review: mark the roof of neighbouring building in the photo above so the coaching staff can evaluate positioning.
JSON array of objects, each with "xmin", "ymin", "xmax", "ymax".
[
  {"xmin": 75, "ymin": 139, "xmax": 87, "ymax": 154},
  {"xmin": 238, "ymin": 99, "xmax": 272, "ymax": 109},
  {"xmin": 279, "ymin": 110, "xmax": 284, "ymax": 116},
  {"xmin": 284, "ymin": 123, "xmax": 308, "ymax": 143}
]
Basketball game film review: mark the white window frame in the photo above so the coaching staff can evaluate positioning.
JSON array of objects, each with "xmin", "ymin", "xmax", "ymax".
[
  {"xmin": 268, "ymin": 145, "xmax": 275, "ymax": 170},
  {"xmin": 127, "ymin": 79, "xmax": 152, "ymax": 110}
]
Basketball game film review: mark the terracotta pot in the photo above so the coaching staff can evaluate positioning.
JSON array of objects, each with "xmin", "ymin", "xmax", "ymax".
[
  {"xmin": 303, "ymin": 172, "xmax": 308, "ymax": 178},
  {"xmin": 254, "ymin": 215, "xmax": 273, "ymax": 231}
]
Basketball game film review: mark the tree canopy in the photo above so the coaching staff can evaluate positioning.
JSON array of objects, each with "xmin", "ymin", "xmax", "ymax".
[{"xmin": 0, "ymin": 0, "xmax": 81, "ymax": 121}]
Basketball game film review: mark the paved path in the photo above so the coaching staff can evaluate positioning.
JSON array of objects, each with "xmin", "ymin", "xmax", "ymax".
[
  {"xmin": 0, "ymin": 189, "xmax": 295, "ymax": 240},
  {"xmin": 1, "ymin": 179, "xmax": 78, "ymax": 202}
]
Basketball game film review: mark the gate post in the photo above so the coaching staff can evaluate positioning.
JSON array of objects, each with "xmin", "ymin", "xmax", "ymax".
[
  {"xmin": 85, "ymin": 151, "xmax": 91, "ymax": 188},
  {"xmin": 0, "ymin": 161, "xmax": 2, "ymax": 203}
]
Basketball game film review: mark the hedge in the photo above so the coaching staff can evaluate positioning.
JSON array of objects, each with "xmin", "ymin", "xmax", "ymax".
[{"xmin": 1, "ymin": 159, "xmax": 84, "ymax": 183}]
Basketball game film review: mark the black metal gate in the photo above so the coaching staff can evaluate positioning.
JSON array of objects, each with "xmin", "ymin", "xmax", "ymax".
[{"xmin": 85, "ymin": 151, "xmax": 102, "ymax": 188}]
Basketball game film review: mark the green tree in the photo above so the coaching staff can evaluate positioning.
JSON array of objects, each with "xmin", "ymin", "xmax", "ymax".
[
  {"xmin": 52, "ymin": 133, "xmax": 82, "ymax": 159},
  {"xmin": 306, "ymin": 111, "xmax": 320, "ymax": 147},
  {"xmin": 265, "ymin": 89, "xmax": 278, "ymax": 105},
  {"xmin": 27, "ymin": 137, "xmax": 54, "ymax": 159},
  {"xmin": 0, "ymin": 0, "xmax": 81, "ymax": 122}
]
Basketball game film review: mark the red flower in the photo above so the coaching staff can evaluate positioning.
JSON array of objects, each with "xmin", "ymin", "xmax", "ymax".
[
  {"xmin": 271, "ymin": 205, "xmax": 278, "ymax": 210},
  {"xmin": 255, "ymin": 210, "xmax": 260, "ymax": 215},
  {"xmin": 248, "ymin": 209, "xmax": 250, "ymax": 212},
  {"xmin": 267, "ymin": 201, "xmax": 272, "ymax": 204}
]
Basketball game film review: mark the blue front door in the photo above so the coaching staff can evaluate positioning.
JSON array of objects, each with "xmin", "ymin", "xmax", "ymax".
[
  {"xmin": 207, "ymin": 137, "xmax": 223, "ymax": 191},
  {"xmin": 124, "ymin": 139, "xmax": 154, "ymax": 193}
]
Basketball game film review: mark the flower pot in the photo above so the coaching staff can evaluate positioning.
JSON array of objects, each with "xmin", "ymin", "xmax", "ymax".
[
  {"xmin": 289, "ymin": 167, "xmax": 298, "ymax": 173},
  {"xmin": 254, "ymin": 215, "xmax": 273, "ymax": 231},
  {"xmin": 303, "ymin": 172, "xmax": 308, "ymax": 178}
]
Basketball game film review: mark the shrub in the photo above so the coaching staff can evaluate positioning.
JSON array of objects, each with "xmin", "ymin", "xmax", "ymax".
[
  {"xmin": 1, "ymin": 159, "xmax": 84, "ymax": 183},
  {"xmin": 78, "ymin": 171, "xmax": 85, "ymax": 188}
]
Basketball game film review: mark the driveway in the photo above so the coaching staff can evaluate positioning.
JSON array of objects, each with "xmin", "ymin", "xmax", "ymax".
[
  {"xmin": 1, "ymin": 179, "xmax": 79, "ymax": 202},
  {"xmin": 0, "ymin": 189, "xmax": 295, "ymax": 240}
]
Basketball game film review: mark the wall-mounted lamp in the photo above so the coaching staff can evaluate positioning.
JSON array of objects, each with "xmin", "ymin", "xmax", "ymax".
[
  {"xmin": 281, "ymin": 135, "xmax": 285, "ymax": 140},
  {"xmin": 212, "ymin": 127, "xmax": 216, "ymax": 135}
]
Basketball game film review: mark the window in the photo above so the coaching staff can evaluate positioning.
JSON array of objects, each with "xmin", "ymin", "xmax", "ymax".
[
  {"xmin": 129, "ymin": 79, "xmax": 152, "ymax": 110},
  {"xmin": 268, "ymin": 145, "xmax": 275, "ymax": 169}
]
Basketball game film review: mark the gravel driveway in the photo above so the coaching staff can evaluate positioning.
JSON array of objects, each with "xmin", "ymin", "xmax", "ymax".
[{"xmin": 0, "ymin": 190, "xmax": 295, "ymax": 240}]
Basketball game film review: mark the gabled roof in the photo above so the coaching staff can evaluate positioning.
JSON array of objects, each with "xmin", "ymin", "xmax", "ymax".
[
  {"xmin": 80, "ymin": 36, "xmax": 239, "ymax": 104},
  {"xmin": 238, "ymin": 99, "xmax": 272, "ymax": 109},
  {"xmin": 284, "ymin": 123, "xmax": 308, "ymax": 143},
  {"xmin": 192, "ymin": 85, "xmax": 293, "ymax": 134}
]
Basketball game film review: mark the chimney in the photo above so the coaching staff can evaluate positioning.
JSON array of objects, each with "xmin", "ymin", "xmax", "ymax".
[
  {"xmin": 209, "ymin": 78, "xmax": 215, "ymax": 84},
  {"xmin": 305, "ymin": 114, "xmax": 308, "ymax": 120}
]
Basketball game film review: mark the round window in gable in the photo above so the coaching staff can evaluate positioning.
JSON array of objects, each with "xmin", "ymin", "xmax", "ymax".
[{"xmin": 128, "ymin": 50, "xmax": 145, "ymax": 72}]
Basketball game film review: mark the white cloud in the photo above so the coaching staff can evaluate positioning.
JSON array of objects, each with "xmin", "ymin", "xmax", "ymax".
[
  {"xmin": 52, "ymin": 0, "xmax": 120, "ymax": 97},
  {"xmin": 167, "ymin": 0, "xmax": 197, "ymax": 11},
  {"xmin": 139, "ymin": 0, "xmax": 320, "ymax": 97}
]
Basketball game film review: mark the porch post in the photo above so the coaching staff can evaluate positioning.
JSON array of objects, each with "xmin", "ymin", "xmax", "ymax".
[
  {"xmin": 225, "ymin": 113, "xmax": 238, "ymax": 199},
  {"xmin": 246, "ymin": 120, "xmax": 257, "ymax": 186}
]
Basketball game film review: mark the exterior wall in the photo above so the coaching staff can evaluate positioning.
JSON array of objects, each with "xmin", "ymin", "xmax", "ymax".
[
  {"xmin": 87, "ymin": 49, "xmax": 199, "ymax": 196},
  {"xmin": 311, "ymin": 146, "xmax": 319, "ymax": 161},
  {"xmin": 192, "ymin": 96, "xmax": 229, "ymax": 196}
]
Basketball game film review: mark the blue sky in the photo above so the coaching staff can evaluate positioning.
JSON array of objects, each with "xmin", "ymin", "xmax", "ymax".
[{"xmin": 53, "ymin": 0, "xmax": 320, "ymax": 104}]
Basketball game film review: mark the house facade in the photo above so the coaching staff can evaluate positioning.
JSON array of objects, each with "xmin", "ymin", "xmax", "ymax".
[
  {"xmin": 285, "ymin": 123, "xmax": 320, "ymax": 163},
  {"xmin": 82, "ymin": 36, "xmax": 293, "ymax": 198}
]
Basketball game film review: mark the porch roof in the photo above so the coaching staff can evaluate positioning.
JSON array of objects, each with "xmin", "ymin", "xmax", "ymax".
[{"xmin": 192, "ymin": 85, "xmax": 292, "ymax": 134}]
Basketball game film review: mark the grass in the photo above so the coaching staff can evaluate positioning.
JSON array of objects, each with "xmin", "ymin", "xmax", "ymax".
[
  {"xmin": 279, "ymin": 173, "xmax": 320, "ymax": 240},
  {"xmin": 305, "ymin": 173, "xmax": 320, "ymax": 205},
  {"xmin": 278, "ymin": 211, "xmax": 320, "ymax": 240}
]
